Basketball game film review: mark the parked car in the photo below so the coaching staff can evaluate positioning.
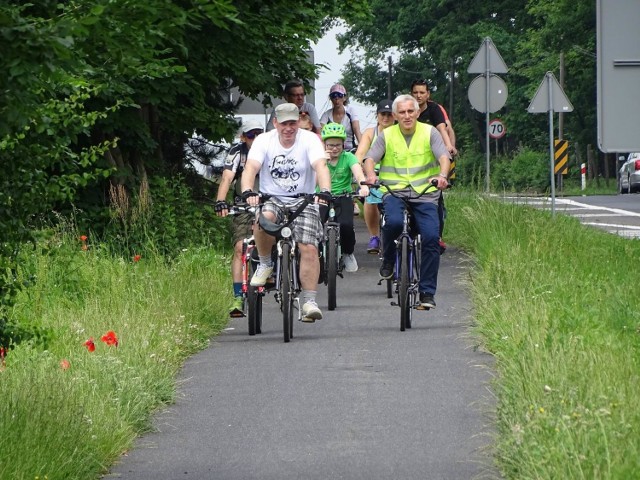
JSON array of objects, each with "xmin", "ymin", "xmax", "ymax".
[{"xmin": 618, "ymin": 152, "xmax": 640, "ymax": 194}]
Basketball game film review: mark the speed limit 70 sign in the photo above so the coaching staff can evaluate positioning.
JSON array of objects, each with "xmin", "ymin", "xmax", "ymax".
[{"xmin": 489, "ymin": 119, "xmax": 506, "ymax": 139}]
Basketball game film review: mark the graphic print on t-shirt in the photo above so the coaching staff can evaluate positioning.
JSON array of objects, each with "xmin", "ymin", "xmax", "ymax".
[{"xmin": 269, "ymin": 154, "xmax": 300, "ymax": 193}]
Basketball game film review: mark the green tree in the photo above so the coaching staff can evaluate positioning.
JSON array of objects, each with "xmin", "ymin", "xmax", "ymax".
[
  {"xmin": 339, "ymin": 0, "xmax": 596, "ymax": 160},
  {"xmin": 0, "ymin": 0, "xmax": 370, "ymax": 349}
]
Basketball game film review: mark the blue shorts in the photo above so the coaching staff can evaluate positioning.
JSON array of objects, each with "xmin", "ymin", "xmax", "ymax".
[{"xmin": 365, "ymin": 187, "xmax": 383, "ymax": 205}]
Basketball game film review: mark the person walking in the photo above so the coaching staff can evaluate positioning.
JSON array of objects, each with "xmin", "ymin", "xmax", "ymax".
[
  {"xmin": 214, "ymin": 119, "xmax": 264, "ymax": 317},
  {"xmin": 319, "ymin": 84, "xmax": 362, "ymax": 152},
  {"xmin": 355, "ymin": 99, "xmax": 395, "ymax": 254},
  {"xmin": 320, "ymin": 123, "xmax": 369, "ymax": 273},
  {"xmin": 363, "ymin": 95, "xmax": 451, "ymax": 309},
  {"xmin": 241, "ymin": 103, "xmax": 331, "ymax": 322}
]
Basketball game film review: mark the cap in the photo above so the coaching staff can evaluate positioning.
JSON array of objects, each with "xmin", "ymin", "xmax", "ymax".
[
  {"xmin": 377, "ymin": 99, "xmax": 393, "ymax": 113},
  {"xmin": 275, "ymin": 103, "xmax": 300, "ymax": 123},
  {"xmin": 241, "ymin": 119, "xmax": 264, "ymax": 133},
  {"xmin": 329, "ymin": 84, "xmax": 347, "ymax": 95}
]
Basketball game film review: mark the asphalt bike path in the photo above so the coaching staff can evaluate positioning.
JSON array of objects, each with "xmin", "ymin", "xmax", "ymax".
[{"xmin": 107, "ymin": 216, "xmax": 496, "ymax": 480}]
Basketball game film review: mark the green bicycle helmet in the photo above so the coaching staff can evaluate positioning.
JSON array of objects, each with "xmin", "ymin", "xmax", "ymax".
[{"xmin": 321, "ymin": 122, "xmax": 347, "ymax": 140}]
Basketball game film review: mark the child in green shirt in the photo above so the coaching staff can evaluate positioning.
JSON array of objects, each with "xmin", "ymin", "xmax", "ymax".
[{"xmin": 320, "ymin": 123, "xmax": 369, "ymax": 272}]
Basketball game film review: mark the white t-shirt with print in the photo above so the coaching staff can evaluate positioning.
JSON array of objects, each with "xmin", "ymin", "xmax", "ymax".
[{"xmin": 248, "ymin": 129, "xmax": 325, "ymax": 201}]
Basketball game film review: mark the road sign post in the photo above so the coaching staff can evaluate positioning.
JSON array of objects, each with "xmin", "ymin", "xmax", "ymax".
[
  {"xmin": 527, "ymin": 72, "xmax": 574, "ymax": 216},
  {"xmin": 468, "ymin": 37, "xmax": 509, "ymax": 193}
]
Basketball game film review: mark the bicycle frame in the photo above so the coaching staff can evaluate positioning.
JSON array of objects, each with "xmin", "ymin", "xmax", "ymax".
[
  {"xmin": 362, "ymin": 180, "xmax": 437, "ymax": 331},
  {"xmin": 256, "ymin": 194, "xmax": 315, "ymax": 342}
]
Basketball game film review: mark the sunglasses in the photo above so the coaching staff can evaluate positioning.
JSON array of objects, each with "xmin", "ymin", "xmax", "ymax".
[
  {"xmin": 244, "ymin": 129, "xmax": 263, "ymax": 139},
  {"xmin": 329, "ymin": 92, "xmax": 345, "ymax": 99}
]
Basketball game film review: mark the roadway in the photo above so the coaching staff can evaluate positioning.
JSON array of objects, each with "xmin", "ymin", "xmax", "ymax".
[
  {"xmin": 106, "ymin": 217, "xmax": 496, "ymax": 480},
  {"xmin": 500, "ymin": 193, "xmax": 640, "ymax": 238}
]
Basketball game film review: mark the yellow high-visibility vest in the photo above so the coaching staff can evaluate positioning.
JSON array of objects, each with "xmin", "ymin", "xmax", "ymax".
[{"xmin": 379, "ymin": 123, "xmax": 439, "ymax": 193}]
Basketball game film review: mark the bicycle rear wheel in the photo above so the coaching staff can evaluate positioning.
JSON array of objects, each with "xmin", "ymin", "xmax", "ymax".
[
  {"xmin": 327, "ymin": 228, "xmax": 338, "ymax": 311},
  {"xmin": 281, "ymin": 242, "xmax": 293, "ymax": 343},
  {"xmin": 399, "ymin": 237, "xmax": 410, "ymax": 332}
]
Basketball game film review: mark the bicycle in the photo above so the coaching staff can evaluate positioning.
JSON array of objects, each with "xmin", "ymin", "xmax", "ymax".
[
  {"xmin": 227, "ymin": 205, "xmax": 263, "ymax": 336},
  {"xmin": 319, "ymin": 192, "xmax": 355, "ymax": 311},
  {"xmin": 362, "ymin": 179, "xmax": 438, "ymax": 331},
  {"xmin": 256, "ymin": 194, "xmax": 317, "ymax": 343}
]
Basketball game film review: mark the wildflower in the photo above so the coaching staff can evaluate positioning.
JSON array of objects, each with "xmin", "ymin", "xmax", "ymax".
[
  {"xmin": 101, "ymin": 330, "xmax": 118, "ymax": 347},
  {"xmin": 133, "ymin": 254, "xmax": 141, "ymax": 263},
  {"xmin": 80, "ymin": 235, "xmax": 88, "ymax": 242},
  {"xmin": 60, "ymin": 359, "xmax": 71, "ymax": 370},
  {"xmin": 84, "ymin": 338, "xmax": 96, "ymax": 352},
  {"xmin": 81, "ymin": 244, "xmax": 89, "ymax": 251}
]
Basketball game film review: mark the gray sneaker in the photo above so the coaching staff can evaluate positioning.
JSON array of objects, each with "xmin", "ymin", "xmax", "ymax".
[
  {"xmin": 342, "ymin": 253, "xmax": 358, "ymax": 272},
  {"xmin": 301, "ymin": 301, "xmax": 322, "ymax": 322},
  {"xmin": 250, "ymin": 264, "xmax": 274, "ymax": 287}
]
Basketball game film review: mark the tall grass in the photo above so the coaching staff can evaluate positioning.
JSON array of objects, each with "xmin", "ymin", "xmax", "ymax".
[
  {"xmin": 0, "ymin": 228, "xmax": 232, "ymax": 480},
  {"xmin": 446, "ymin": 192, "xmax": 640, "ymax": 479}
]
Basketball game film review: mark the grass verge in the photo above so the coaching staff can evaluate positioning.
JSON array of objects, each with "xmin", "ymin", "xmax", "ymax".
[
  {"xmin": 446, "ymin": 192, "xmax": 640, "ymax": 479},
  {"xmin": 0, "ymin": 230, "xmax": 232, "ymax": 480}
]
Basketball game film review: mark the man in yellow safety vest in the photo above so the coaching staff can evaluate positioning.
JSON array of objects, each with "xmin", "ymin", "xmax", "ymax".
[{"xmin": 363, "ymin": 94, "xmax": 451, "ymax": 309}]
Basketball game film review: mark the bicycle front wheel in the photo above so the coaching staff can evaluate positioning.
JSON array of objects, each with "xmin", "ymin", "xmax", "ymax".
[
  {"xmin": 246, "ymin": 258, "xmax": 260, "ymax": 335},
  {"xmin": 281, "ymin": 242, "xmax": 293, "ymax": 343},
  {"xmin": 399, "ymin": 237, "xmax": 410, "ymax": 332},
  {"xmin": 327, "ymin": 228, "xmax": 338, "ymax": 311}
]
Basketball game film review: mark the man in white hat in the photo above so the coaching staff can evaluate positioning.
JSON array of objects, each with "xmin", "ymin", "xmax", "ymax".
[
  {"xmin": 241, "ymin": 103, "xmax": 331, "ymax": 322},
  {"xmin": 215, "ymin": 118, "xmax": 264, "ymax": 317}
]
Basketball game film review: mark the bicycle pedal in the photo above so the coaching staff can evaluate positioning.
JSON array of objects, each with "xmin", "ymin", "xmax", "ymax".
[
  {"xmin": 416, "ymin": 305, "xmax": 430, "ymax": 311},
  {"xmin": 390, "ymin": 301, "xmax": 398, "ymax": 306}
]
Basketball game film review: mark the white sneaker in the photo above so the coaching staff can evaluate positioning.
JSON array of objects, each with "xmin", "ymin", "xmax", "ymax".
[
  {"xmin": 301, "ymin": 301, "xmax": 322, "ymax": 322},
  {"xmin": 250, "ymin": 264, "xmax": 274, "ymax": 286},
  {"xmin": 353, "ymin": 203, "xmax": 360, "ymax": 216},
  {"xmin": 342, "ymin": 253, "xmax": 358, "ymax": 272}
]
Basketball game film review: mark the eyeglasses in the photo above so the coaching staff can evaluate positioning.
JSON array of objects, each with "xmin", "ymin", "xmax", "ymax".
[
  {"xmin": 329, "ymin": 92, "xmax": 345, "ymax": 99},
  {"xmin": 244, "ymin": 129, "xmax": 263, "ymax": 139},
  {"xmin": 325, "ymin": 143, "xmax": 343, "ymax": 149}
]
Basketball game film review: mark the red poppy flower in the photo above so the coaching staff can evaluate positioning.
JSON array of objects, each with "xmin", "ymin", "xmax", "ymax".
[
  {"xmin": 60, "ymin": 359, "xmax": 71, "ymax": 370},
  {"xmin": 84, "ymin": 338, "xmax": 96, "ymax": 352},
  {"xmin": 133, "ymin": 254, "xmax": 141, "ymax": 263},
  {"xmin": 101, "ymin": 330, "xmax": 118, "ymax": 347},
  {"xmin": 80, "ymin": 235, "xmax": 88, "ymax": 242}
]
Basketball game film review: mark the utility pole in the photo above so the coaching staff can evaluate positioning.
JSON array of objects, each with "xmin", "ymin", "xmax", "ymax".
[
  {"xmin": 449, "ymin": 57, "xmax": 455, "ymax": 120},
  {"xmin": 558, "ymin": 52, "xmax": 565, "ymax": 191},
  {"xmin": 387, "ymin": 56, "xmax": 393, "ymax": 100}
]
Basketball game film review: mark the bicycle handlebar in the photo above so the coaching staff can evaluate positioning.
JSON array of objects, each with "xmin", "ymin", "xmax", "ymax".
[
  {"xmin": 227, "ymin": 204, "xmax": 257, "ymax": 216},
  {"xmin": 257, "ymin": 193, "xmax": 317, "ymax": 237},
  {"xmin": 359, "ymin": 179, "xmax": 439, "ymax": 199}
]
